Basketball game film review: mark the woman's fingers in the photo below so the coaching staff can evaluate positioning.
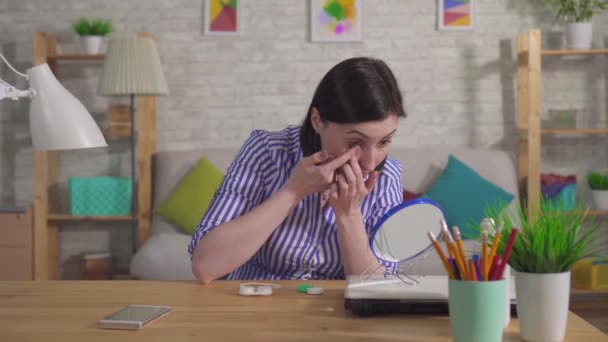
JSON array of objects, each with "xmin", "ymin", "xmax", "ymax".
[
  {"xmin": 364, "ymin": 171, "xmax": 379, "ymax": 193},
  {"xmin": 330, "ymin": 181, "xmax": 339, "ymax": 200},
  {"xmin": 337, "ymin": 173, "xmax": 348, "ymax": 197},
  {"xmin": 322, "ymin": 147, "xmax": 359, "ymax": 172},
  {"xmin": 341, "ymin": 163, "xmax": 357, "ymax": 186},
  {"xmin": 348, "ymin": 157, "xmax": 366, "ymax": 190},
  {"xmin": 308, "ymin": 150, "xmax": 328, "ymax": 165},
  {"xmin": 341, "ymin": 162, "xmax": 358, "ymax": 197}
]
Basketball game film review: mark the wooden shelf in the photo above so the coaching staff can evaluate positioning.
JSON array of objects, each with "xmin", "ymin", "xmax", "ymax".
[
  {"xmin": 102, "ymin": 127, "xmax": 132, "ymax": 138},
  {"xmin": 47, "ymin": 214, "xmax": 134, "ymax": 222},
  {"xmin": 542, "ymin": 49, "xmax": 608, "ymax": 56},
  {"xmin": 586, "ymin": 210, "xmax": 608, "ymax": 218},
  {"xmin": 571, "ymin": 288, "xmax": 608, "ymax": 294},
  {"xmin": 47, "ymin": 54, "xmax": 104, "ymax": 62},
  {"xmin": 546, "ymin": 210, "xmax": 608, "ymax": 219},
  {"xmin": 541, "ymin": 128, "xmax": 608, "ymax": 135}
]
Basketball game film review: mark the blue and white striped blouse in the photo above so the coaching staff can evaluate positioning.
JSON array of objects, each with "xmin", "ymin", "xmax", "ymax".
[{"xmin": 188, "ymin": 125, "xmax": 404, "ymax": 280}]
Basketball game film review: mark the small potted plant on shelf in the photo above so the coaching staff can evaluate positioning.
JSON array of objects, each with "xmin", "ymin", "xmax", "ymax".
[
  {"xmin": 587, "ymin": 170, "xmax": 608, "ymax": 210},
  {"xmin": 72, "ymin": 18, "xmax": 113, "ymax": 54},
  {"xmin": 539, "ymin": 0, "xmax": 608, "ymax": 49},
  {"xmin": 470, "ymin": 198, "xmax": 602, "ymax": 342}
]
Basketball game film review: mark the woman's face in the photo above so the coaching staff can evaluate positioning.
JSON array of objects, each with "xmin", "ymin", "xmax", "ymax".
[{"xmin": 310, "ymin": 108, "xmax": 399, "ymax": 176}]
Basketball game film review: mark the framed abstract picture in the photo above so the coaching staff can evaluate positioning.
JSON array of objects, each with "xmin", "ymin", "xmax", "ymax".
[
  {"xmin": 204, "ymin": 0, "xmax": 241, "ymax": 36},
  {"xmin": 438, "ymin": 0, "xmax": 475, "ymax": 31},
  {"xmin": 310, "ymin": 0, "xmax": 364, "ymax": 42}
]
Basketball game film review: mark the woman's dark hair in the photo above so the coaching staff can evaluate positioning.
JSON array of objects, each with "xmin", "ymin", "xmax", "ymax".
[{"xmin": 300, "ymin": 57, "xmax": 406, "ymax": 156}]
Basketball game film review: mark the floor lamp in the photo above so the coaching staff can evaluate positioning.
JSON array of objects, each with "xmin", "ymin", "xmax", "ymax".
[{"xmin": 98, "ymin": 34, "xmax": 169, "ymax": 250}]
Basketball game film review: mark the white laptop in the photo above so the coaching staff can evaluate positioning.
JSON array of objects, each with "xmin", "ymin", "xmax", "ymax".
[{"xmin": 344, "ymin": 274, "xmax": 516, "ymax": 317}]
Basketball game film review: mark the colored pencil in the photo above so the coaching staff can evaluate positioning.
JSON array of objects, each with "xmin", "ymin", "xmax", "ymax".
[
  {"xmin": 481, "ymin": 230, "xmax": 489, "ymax": 281},
  {"xmin": 494, "ymin": 228, "xmax": 519, "ymax": 280},
  {"xmin": 468, "ymin": 259, "xmax": 477, "ymax": 282},
  {"xmin": 488, "ymin": 255, "xmax": 501, "ymax": 280},
  {"xmin": 441, "ymin": 220, "xmax": 468, "ymax": 280},
  {"xmin": 440, "ymin": 220, "xmax": 455, "ymax": 260},
  {"xmin": 449, "ymin": 258, "xmax": 461, "ymax": 280},
  {"xmin": 428, "ymin": 232, "xmax": 456, "ymax": 279},
  {"xmin": 452, "ymin": 226, "xmax": 469, "ymax": 278},
  {"xmin": 487, "ymin": 221, "xmax": 504, "ymax": 275},
  {"xmin": 472, "ymin": 254, "xmax": 482, "ymax": 281}
]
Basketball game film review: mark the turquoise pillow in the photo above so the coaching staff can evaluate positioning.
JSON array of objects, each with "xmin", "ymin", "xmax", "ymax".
[{"xmin": 422, "ymin": 155, "xmax": 514, "ymax": 238}]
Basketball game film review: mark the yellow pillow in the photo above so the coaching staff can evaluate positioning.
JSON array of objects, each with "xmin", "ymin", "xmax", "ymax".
[{"xmin": 154, "ymin": 157, "xmax": 224, "ymax": 235}]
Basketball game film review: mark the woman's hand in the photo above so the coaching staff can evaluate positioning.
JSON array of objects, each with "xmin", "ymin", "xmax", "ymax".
[
  {"xmin": 328, "ymin": 155, "xmax": 379, "ymax": 218},
  {"xmin": 283, "ymin": 148, "xmax": 359, "ymax": 200}
]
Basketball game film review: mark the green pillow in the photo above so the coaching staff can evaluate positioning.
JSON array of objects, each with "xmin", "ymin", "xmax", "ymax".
[
  {"xmin": 154, "ymin": 157, "xmax": 224, "ymax": 235},
  {"xmin": 422, "ymin": 155, "xmax": 514, "ymax": 238}
]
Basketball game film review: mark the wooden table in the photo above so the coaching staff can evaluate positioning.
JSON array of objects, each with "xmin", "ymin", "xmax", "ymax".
[{"xmin": 1, "ymin": 280, "xmax": 606, "ymax": 341}]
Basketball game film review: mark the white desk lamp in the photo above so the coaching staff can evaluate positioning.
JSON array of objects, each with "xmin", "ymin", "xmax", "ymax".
[{"xmin": 0, "ymin": 54, "xmax": 107, "ymax": 150}]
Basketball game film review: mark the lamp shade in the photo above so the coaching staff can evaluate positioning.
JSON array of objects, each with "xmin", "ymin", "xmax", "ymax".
[
  {"xmin": 27, "ymin": 63, "xmax": 107, "ymax": 150},
  {"xmin": 98, "ymin": 35, "xmax": 169, "ymax": 96}
]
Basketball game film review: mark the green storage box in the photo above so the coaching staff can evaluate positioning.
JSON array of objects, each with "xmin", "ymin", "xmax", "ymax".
[{"xmin": 69, "ymin": 177, "xmax": 132, "ymax": 216}]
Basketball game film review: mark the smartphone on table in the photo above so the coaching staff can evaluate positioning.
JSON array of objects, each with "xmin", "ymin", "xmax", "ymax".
[{"xmin": 97, "ymin": 305, "xmax": 171, "ymax": 330}]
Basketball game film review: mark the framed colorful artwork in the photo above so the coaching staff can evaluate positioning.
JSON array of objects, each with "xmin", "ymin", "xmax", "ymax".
[
  {"xmin": 438, "ymin": 0, "xmax": 475, "ymax": 31},
  {"xmin": 310, "ymin": 0, "xmax": 364, "ymax": 42},
  {"xmin": 204, "ymin": 0, "xmax": 241, "ymax": 36}
]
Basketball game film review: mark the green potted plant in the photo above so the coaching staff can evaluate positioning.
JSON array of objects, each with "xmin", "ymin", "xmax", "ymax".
[
  {"xmin": 73, "ymin": 18, "xmax": 113, "ymax": 54},
  {"xmin": 539, "ymin": 0, "xmax": 608, "ymax": 49},
  {"xmin": 587, "ymin": 170, "xmax": 608, "ymax": 210},
  {"xmin": 470, "ymin": 198, "xmax": 602, "ymax": 342}
]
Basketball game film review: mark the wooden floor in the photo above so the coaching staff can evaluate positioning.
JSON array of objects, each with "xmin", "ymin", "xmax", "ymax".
[{"xmin": 570, "ymin": 291, "xmax": 608, "ymax": 334}]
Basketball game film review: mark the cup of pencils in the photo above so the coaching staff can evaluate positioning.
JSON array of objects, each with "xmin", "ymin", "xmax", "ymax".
[{"xmin": 428, "ymin": 221, "xmax": 519, "ymax": 342}]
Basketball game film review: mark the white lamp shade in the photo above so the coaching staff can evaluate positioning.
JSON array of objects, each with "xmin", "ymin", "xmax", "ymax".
[
  {"xmin": 98, "ymin": 35, "xmax": 169, "ymax": 96},
  {"xmin": 27, "ymin": 63, "xmax": 107, "ymax": 150}
]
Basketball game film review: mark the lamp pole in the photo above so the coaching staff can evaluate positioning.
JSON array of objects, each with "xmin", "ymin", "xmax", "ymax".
[{"xmin": 129, "ymin": 94, "xmax": 138, "ymax": 252}]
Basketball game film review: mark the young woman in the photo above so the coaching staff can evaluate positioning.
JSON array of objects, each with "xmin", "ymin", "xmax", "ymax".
[{"xmin": 189, "ymin": 57, "xmax": 407, "ymax": 284}]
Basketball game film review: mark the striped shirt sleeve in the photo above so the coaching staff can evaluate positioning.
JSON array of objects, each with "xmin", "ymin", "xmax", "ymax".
[
  {"xmin": 188, "ymin": 130, "xmax": 277, "ymax": 255},
  {"xmin": 364, "ymin": 159, "xmax": 404, "ymax": 273}
]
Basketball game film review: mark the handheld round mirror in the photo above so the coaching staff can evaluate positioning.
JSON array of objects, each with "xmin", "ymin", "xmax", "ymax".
[{"xmin": 369, "ymin": 198, "xmax": 445, "ymax": 264}]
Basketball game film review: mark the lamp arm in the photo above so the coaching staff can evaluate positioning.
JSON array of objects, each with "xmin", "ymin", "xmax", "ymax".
[
  {"xmin": 0, "ymin": 78, "xmax": 35, "ymax": 101},
  {"xmin": 0, "ymin": 52, "xmax": 28, "ymax": 79},
  {"xmin": 0, "ymin": 52, "xmax": 35, "ymax": 101}
]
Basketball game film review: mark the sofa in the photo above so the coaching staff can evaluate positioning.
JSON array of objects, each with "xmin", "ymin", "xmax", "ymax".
[{"xmin": 130, "ymin": 146, "xmax": 520, "ymax": 281}]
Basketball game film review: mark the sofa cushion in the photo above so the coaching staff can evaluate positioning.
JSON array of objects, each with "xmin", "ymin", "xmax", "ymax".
[
  {"xmin": 130, "ymin": 233, "xmax": 196, "ymax": 281},
  {"xmin": 422, "ymin": 154, "xmax": 515, "ymax": 238},
  {"xmin": 152, "ymin": 147, "xmax": 239, "ymax": 235},
  {"xmin": 391, "ymin": 148, "xmax": 518, "ymax": 199},
  {"xmin": 154, "ymin": 157, "xmax": 224, "ymax": 235}
]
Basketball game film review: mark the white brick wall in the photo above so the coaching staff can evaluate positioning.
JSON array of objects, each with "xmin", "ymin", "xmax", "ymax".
[{"xmin": 0, "ymin": 0, "xmax": 607, "ymax": 276}]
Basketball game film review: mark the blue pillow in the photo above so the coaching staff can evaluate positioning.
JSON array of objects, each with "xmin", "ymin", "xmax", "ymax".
[{"xmin": 422, "ymin": 155, "xmax": 514, "ymax": 238}]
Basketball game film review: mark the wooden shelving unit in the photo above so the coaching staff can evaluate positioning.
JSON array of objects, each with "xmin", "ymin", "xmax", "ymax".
[
  {"xmin": 517, "ymin": 29, "xmax": 608, "ymax": 223},
  {"xmin": 0, "ymin": 208, "xmax": 33, "ymax": 280},
  {"xmin": 541, "ymin": 128, "xmax": 608, "ymax": 135},
  {"xmin": 587, "ymin": 210, "xmax": 608, "ymax": 218},
  {"xmin": 102, "ymin": 126, "xmax": 132, "ymax": 138},
  {"xmin": 542, "ymin": 49, "xmax": 608, "ymax": 56},
  {"xmin": 32, "ymin": 32, "xmax": 157, "ymax": 280},
  {"xmin": 47, "ymin": 214, "xmax": 135, "ymax": 222}
]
